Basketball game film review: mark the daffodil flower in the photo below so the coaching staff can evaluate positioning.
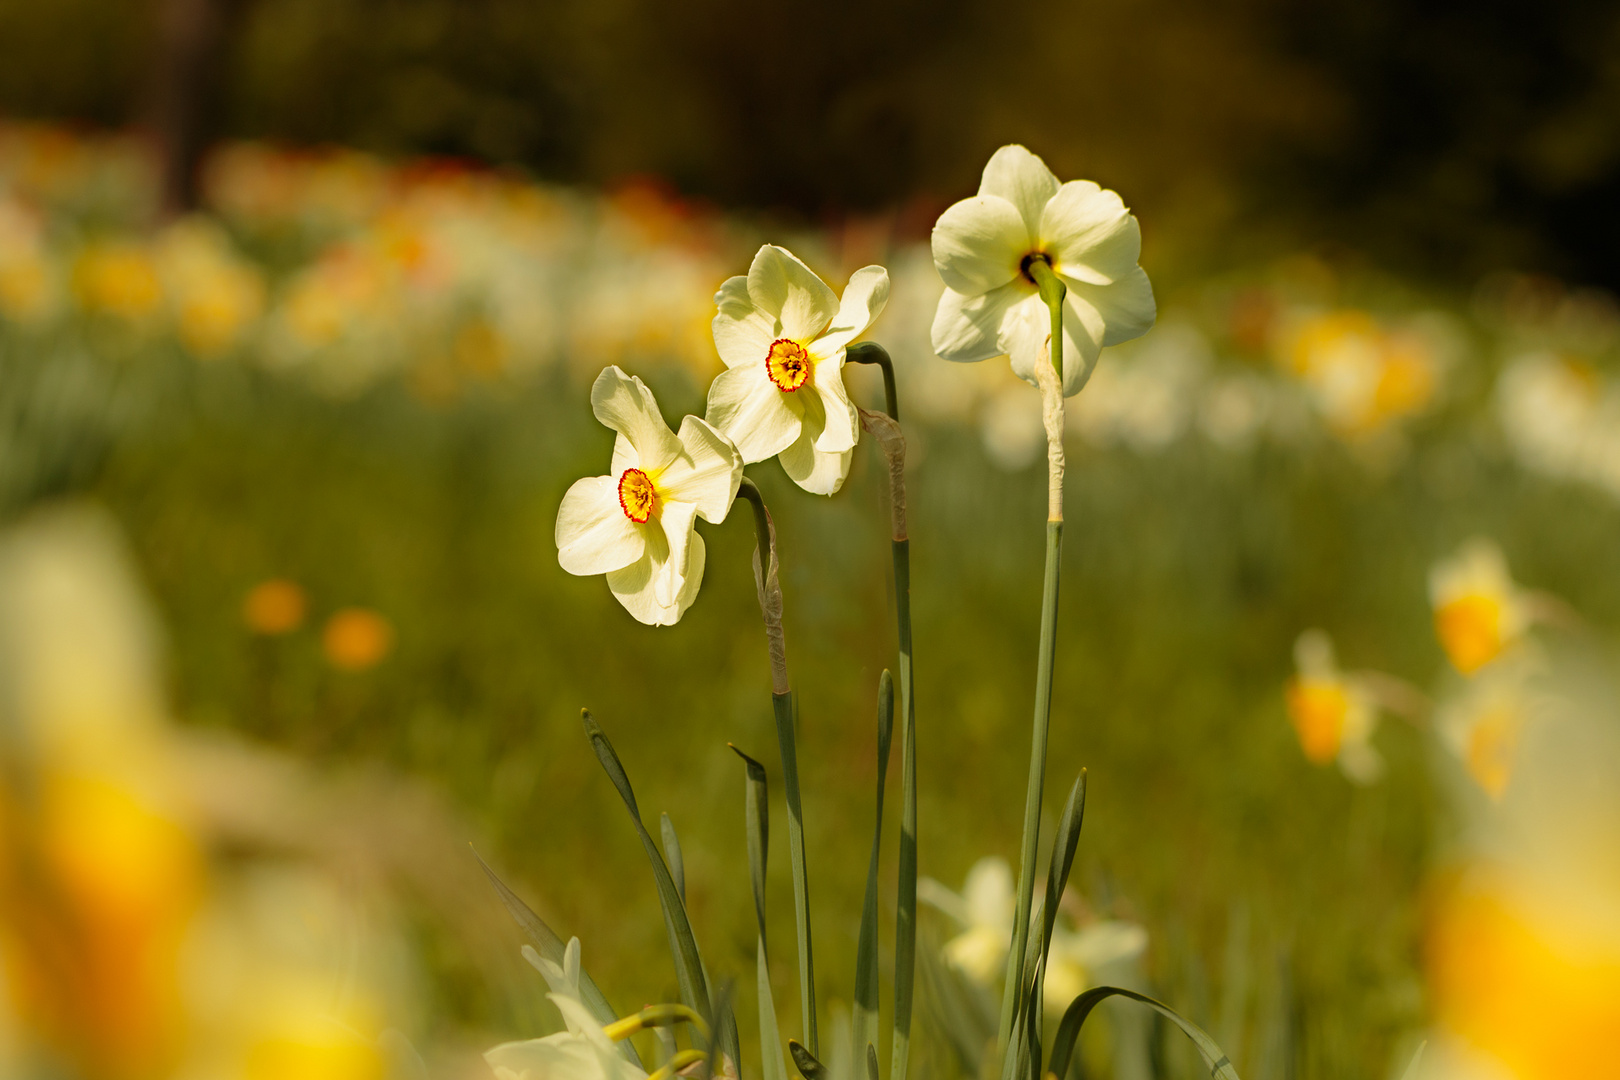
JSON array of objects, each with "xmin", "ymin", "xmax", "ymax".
[
  {"xmin": 704, "ymin": 245, "xmax": 889, "ymax": 495},
  {"xmin": 930, "ymin": 145, "xmax": 1155, "ymax": 396},
  {"xmin": 1430, "ymin": 540, "xmax": 1528, "ymax": 675},
  {"xmin": 557, "ymin": 366, "xmax": 742, "ymax": 626},
  {"xmin": 1285, "ymin": 630, "xmax": 1384, "ymax": 784}
]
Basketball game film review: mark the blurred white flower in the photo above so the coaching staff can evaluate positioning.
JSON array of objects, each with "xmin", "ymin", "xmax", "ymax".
[
  {"xmin": 930, "ymin": 144, "xmax": 1155, "ymax": 396},
  {"xmin": 487, "ymin": 939, "xmax": 648, "ymax": 1080},
  {"xmin": 704, "ymin": 245, "xmax": 889, "ymax": 495},
  {"xmin": 1429, "ymin": 540, "xmax": 1530, "ymax": 676},
  {"xmin": 557, "ymin": 366, "xmax": 742, "ymax": 625},
  {"xmin": 1043, "ymin": 920, "xmax": 1150, "ymax": 1012},
  {"xmin": 1438, "ymin": 661, "xmax": 1536, "ymax": 801},
  {"xmin": 1285, "ymin": 630, "xmax": 1385, "ymax": 784},
  {"xmin": 919, "ymin": 856, "xmax": 1015, "ymax": 983}
]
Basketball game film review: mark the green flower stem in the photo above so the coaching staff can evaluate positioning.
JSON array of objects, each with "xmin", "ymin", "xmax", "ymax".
[
  {"xmin": 997, "ymin": 261, "xmax": 1068, "ymax": 1057},
  {"xmin": 848, "ymin": 340, "xmax": 917, "ymax": 1080},
  {"xmin": 735, "ymin": 477, "xmax": 818, "ymax": 1054}
]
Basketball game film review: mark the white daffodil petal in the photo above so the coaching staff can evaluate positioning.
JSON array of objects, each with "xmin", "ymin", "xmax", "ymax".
[
  {"xmin": 810, "ymin": 358, "xmax": 858, "ymax": 454},
  {"xmin": 931, "ymin": 196, "xmax": 1027, "ymax": 297},
  {"xmin": 1069, "ymin": 265, "xmax": 1156, "ymax": 347},
  {"xmin": 660, "ymin": 415, "xmax": 743, "ymax": 523},
  {"xmin": 705, "ymin": 364, "xmax": 803, "ymax": 464},
  {"xmin": 610, "ymin": 433, "xmax": 638, "ymax": 477},
  {"xmin": 747, "ymin": 245, "xmax": 839, "ymax": 342},
  {"xmin": 658, "ymin": 499, "xmax": 701, "ymax": 588},
  {"xmin": 713, "ymin": 277, "xmax": 778, "ymax": 371},
  {"xmin": 978, "ymin": 144, "xmax": 1060, "ymax": 238},
  {"xmin": 779, "ymin": 427, "xmax": 853, "ymax": 495},
  {"xmin": 932, "ymin": 282, "xmax": 1030, "ymax": 363},
  {"xmin": 816, "ymin": 265, "xmax": 891, "ymax": 353},
  {"xmin": 673, "ymin": 530, "xmax": 705, "ymax": 616},
  {"xmin": 1041, "ymin": 181, "xmax": 1139, "ymax": 286},
  {"xmin": 1001, "ymin": 293, "xmax": 1053, "ymax": 388},
  {"xmin": 590, "ymin": 366, "xmax": 680, "ymax": 472},
  {"xmin": 605, "ymin": 537, "xmax": 684, "ymax": 626},
  {"xmin": 485, "ymin": 1034, "xmax": 601, "ymax": 1080},
  {"xmin": 556, "ymin": 475, "xmax": 645, "ymax": 575}
]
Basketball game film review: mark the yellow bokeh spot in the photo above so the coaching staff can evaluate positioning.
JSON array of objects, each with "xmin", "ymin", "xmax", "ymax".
[
  {"xmin": 1285, "ymin": 678, "xmax": 1347, "ymax": 764},
  {"xmin": 246, "ymin": 1033, "xmax": 386, "ymax": 1080},
  {"xmin": 617, "ymin": 468, "xmax": 659, "ymax": 524},
  {"xmin": 1429, "ymin": 884, "xmax": 1620, "ymax": 1080},
  {"xmin": 243, "ymin": 579, "xmax": 308, "ymax": 635},
  {"xmin": 73, "ymin": 242, "xmax": 164, "ymax": 320},
  {"xmin": 765, "ymin": 338, "xmax": 812, "ymax": 392},
  {"xmin": 0, "ymin": 255, "xmax": 50, "ymax": 320},
  {"xmin": 322, "ymin": 609, "xmax": 394, "ymax": 671},
  {"xmin": 1435, "ymin": 593, "xmax": 1505, "ymax": 674}
]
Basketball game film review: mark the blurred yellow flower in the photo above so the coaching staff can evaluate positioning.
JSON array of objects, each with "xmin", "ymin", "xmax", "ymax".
[
  {"xmin": 1428, "ymin": 875, "xmax": 1620, "ymax": 1080},
  {"xmin": 157, "ymin": 222, "xmax": 267, "ymax": 358},
  {"xmin": 322, "ymin": 608, "xmax": 395, "ymax": 671},
  {"xmin": 0, "ymin": 507, "xmax": 202, "ymax": 1078},
  {"xmin": 72, "ymin": 240, "xmax": 165, "ymax": 321},
  {"xmin": 1280, "ymin": 309, "xmax": 1442, "ymax": 436},
  {"xmin": 243, "ymin": 579, "xmax": 308, "ymax": 635},
  {"xmin": 1429, "ymin": 540, "xmax": 1528, "ymax": 675},
  {"xmin": 1284, "ymin": 630, "xmax": 1383, "ymax": 784},
  {"xmin": 919, "ymin": 856, "xmax": 1015, "ymax": 983}
]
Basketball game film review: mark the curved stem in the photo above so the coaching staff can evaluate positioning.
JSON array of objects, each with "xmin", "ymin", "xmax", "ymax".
[
  {"xmin": 733, "ymin": 477, "xmax": 817, "ymax": 1053},
  {"xmin": 997, "ymin": 262, "xmax": 1068, "ymax": 1059},
  {"xmin": 847, "ymin": 341, "xmax": 899, "ymax": 422}
]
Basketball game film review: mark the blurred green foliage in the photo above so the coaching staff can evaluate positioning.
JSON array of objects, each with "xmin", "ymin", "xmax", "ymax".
[{"xmin": 2, "ymin": 0, "xmax": 1620, "ymax": 287}]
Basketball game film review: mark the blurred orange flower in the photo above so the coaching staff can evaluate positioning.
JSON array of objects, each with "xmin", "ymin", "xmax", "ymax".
[
  {"xmin": 243, "ymin": 579, "xmax": 308, "ymax": 635},
  {"xmin": 322, "ymin": 608, "xmax": 394, "ymax": 671}
]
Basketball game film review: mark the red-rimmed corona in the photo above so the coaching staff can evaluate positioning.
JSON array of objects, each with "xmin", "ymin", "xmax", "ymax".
[
  {"xmin": 765, "ymin": 339, "xmax": 812, "ymax": 392},
  {"xmin": 617, "ymin": 468, "xmax": 659, "ymax": 523}
]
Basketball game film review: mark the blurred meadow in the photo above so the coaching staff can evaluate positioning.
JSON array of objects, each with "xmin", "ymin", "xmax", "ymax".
[{"xmin": 2, "ymin": 3, "xmax": 1619, "ymax": 1080}]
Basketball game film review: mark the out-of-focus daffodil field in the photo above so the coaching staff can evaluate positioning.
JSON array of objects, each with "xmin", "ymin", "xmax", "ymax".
[{"xmin": 3, "ymin": 43, "xmax": 1620, "ymax": 1080}]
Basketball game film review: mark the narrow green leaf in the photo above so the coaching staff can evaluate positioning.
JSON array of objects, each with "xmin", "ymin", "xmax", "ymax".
[
  {"xmin": 853, "ymin": 670, "xmax": 895, "ymax": 1079},
  {"xmin": 1036, "ymin": 772, "xmax": 1088, "ymax": 993},
  {"xmin": 732, "ymin": 744, "xmax": 788, "ymax": 1080},
  {"xmin": 1047, "ymin": 986, "xmax": 1242, "ymax": 1080},
  {"xmin": 773, "ymin": 690, "xmax": 819, "ymax": 1053},
  {"xmin": 709, "ymin": 980, "xmax": 736, "ymax": 1080},
  {"xmin": 789, "ymin": 1039, "xmax": 830, "ymax": 1080},
  {"xmin": 472, "ymin": 849, "xmax": 642, "ymax": 1067},
  {"xmin": 661, "ymin": 813, "xmax": 686, "ymax": 905},
  {"xmin": 866, "ymin": 1044, "xmax": 881, "ymax": 1080},
  {"xmin": 582, "ymin": 710, "xmax": 711, "ymax": 1034}
]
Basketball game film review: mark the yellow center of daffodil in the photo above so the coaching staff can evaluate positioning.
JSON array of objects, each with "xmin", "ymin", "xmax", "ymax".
[
  {"xmin": 1435, "ymin": 593, "xmax": 1505, "ymax": 674},
  {"xmin": 1285, "ymin": 678, "xmax": 1347, "ymax": 763},
  {"xmin": 617, "ymin": 468, "xmax": 659, "ymax": 523},
  {"xmin": 1465, "ymin": 703, "xmax": 1520, "ymax": 799},
  {"xmin": 765, "ymin": 339, "xmax": 812, "ymax": 392}
]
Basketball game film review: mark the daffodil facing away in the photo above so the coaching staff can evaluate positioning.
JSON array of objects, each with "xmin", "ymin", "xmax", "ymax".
[
  {"xmin": 1439, "ymin": 662, "xmax": 1534, "ymax": 799},
  {"xmin": 557, "ymin": 366, "xmax": 743, "ymax": 625},
  {"xmin": 1429, "ymin": 539, "xmax": 1529, "ymax": 675},
  {"xmin": 704, "ymin": 245, "xmax": 889, "ymax": 495},
  {"xmin": 931, "ymin": 145, "xmax": 1155, "ymax": 396},
  {"xmin": 1285, "ymin": 630, "xmax": 1384, "ymax": 784},
  {"xmin": 487, "ymin": 940, "xmax": 648, "ymax": 1080}
]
